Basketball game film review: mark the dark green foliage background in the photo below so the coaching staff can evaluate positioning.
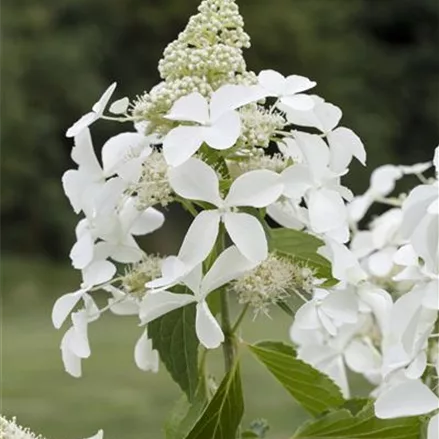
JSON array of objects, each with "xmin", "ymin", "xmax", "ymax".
[{"xmin": 2, "ymin": 0, "xmax": 438, "ymax": 257}]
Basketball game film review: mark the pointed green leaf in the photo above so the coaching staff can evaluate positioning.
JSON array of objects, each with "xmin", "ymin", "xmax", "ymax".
[
  {"xmin": 185, "ymin": 363, "xmax": 244, "ymax": 439},
  {"xmin": 292, "ymin": 402, "xmax": 423, "ymax": 439},
  {"xmin": 148, "ymin": 303, "xmax": 199, "ymax": 401},
  {"xmin": 248, "ymin": 341, "xmax": 345, "ymax": 416},
  {"xmin": 269, "ymin": 228, "xmax": 335, "ymax": 284},
  {"xmin": 166, "ymin": 382, "xmax": 208, "ymax": 439}
]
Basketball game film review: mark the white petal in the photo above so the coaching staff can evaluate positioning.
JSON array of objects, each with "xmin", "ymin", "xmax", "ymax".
[
  {"xmin": 285, "ymin": 75, "xmax": 316, "ymax": 95},
  {"xmin": 280, "ymin": 94, "xmax": 315, "ymax": 111},
  {"xmin": 201, "ymin": 246, "xmax": 257, "ymax": 296},
  {"xmin": 60, "ymin": 334, "xmax": 82, "ymax": 378},
  {"xmin": 130, "ymin": 207, "xmax": 165, "ymax": 235},
  {"xmin": 165, "ymin": 92, "xmax": 209, "ymax": 124},
  {"xmin": 375, "ymin": 380, "xmax": 439, "ymax": 418},
  {"xmin": 422, "ymin": 280, "xmax": 439, "ymax": 310},
  {"xmin": 178, "ymin": 210, "xmax": 221, "ymax": 267},
  {"xmin": 168, "ymin": 158, "xmax": 222, "ymax": 205},
  {"xmin": 226, "ymin": 170, "xmax": 283, "ymax": 208},
  {"xmin": 163, "ymin": 126, "xmax": 205, "ymax": 166},
  {"xmin": 295, "ymin": 132, "xmax": 330, "ymax": 182},
  {"xmin": 116, "ymin": 156, "xmax": 147, "ymax": 183},
  {"xmin": 308, "ymin": 188, "xmax": 347, "ymax": 234},
  {"xmin": 66, "ymin": 112, "xmax": 97, "ymax": 138},
  {"xmin": 70, "ymin": 310, "xmax": 91, "ymax": 358},
  {"xmin": 102, "ymin": 132, "xmax": 150, "ymax": 177},
  {"xmin": 428, "ymin": 414, "xmax": 438, "ymax": 439},
  {"xmin": 203, "ymin": 111, "xmax": 241, "ymax": 150},
  {"xmin": 85, "ymin": 430, "xmax": 104, "ymax": 439},
  {"xmin": 109, "ymin": 97, "xmax": 129, "ymax": 114},
  {"xmin": 411, "ymin": 211, "xmax": 438, "ymax": 272},
  {"xmin": 321, "ymin": 290, "xmax": 359, "ymax": 324},
  {"xmin": 370, "ymin": 165, "xmax": 403, "ymax": 196},
  {"xmin": 210, "ymin": 84, "xmax": 263, "ymax": 121},
  {"xmin": 281, "ymin": 165, "xmax": 313, "ymax": 200},
  {"xmin": 146, "ymin": 256, "xmax": 188, "ymax": 290},
  {"xmin": 258, "ymin": 69, "xmax": 286, "ymax": 96},
  {"xmin": 105, "ymin": 286, "xmax": 139, "ymax": 315},
  {"xmin": 224, "ymin": 212, "xmax": 268, "ymax": 262},
  {"xmin": 348, "ymin": 192, "xmax": 375, "ymax": 223},
  {"xmin": 267, "ymin": 201, "xmax": 306, "ymax": 229},
  {"xmin": 195, "ymin": 301, "xmax": 224, "ymax": 349},
  {"xmin": 62, "ymin": 170, "xmax": 89, "ymax": 214},
  {"xmin": 367, "ymin": 248, "xmax": 397, "ymax": 278},
  {"xmin": 82, "ymin": 260, "xmax": 116, "ymax": 287},
  {"xmin": 139, "ymin": 291, "xmax": 196, "ymax": 324},
  {"xmin": 344, "ymin": 339, "xmax": 380, "ymax": 374},
  {"xmin": 72, "ymin": 128, "xmax": 103, "ymax": 177},
  {"xmin": 321, "ymin": 240, "xmax": 367, "ymax": 284},
  {"xmin": 91, "ymin": 82, "xmax": 117, "ymax": 115},
  {"xmin": 314, "ymin": 100, "xmax": 343, "ymax": 132},
  {"xmin": 434, "ymin": 146, "xmax": 439, "ymax": 173},
  {"xmin": 99, "ymin": 239, "xmax": 143, "ymax": 264},
  {"xmin": 294, "ymin": 301, "xmax": 321, "ymax": 330},
  {"xmin": 181, "ymin": 264, "xmax": 203, "ymax": 296},
  {"xmin": 134, "ymin": 329, "xmax": 159, "ymax": 372},
  {"xmin": 328, "ymin": 127, "xmax": 366, "ymax": 173},
  {"xmin": 52, "ymin": 290, "xmax": 85, "ymax": 329},
  {"xmin": 350, "ymin": 231, "xmax": 375, "ymax": 258},
  {"xmin": 69, "ymin": 232, "xmax": 94, "ymax": 270},
  {"xmin": 405, "ymin": 351, "xmax": 427, "ymax": 379},
  {"xmin": 428, "ymin": 198, "xmax": 439, "ymax": 215}
]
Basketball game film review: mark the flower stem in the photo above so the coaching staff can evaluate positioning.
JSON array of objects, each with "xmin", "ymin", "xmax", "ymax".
[
  {"xmin": 231, "ymin": 303, "xmax": 249, "ymax": 335},
  {"xmin": 220, "ymin": 289, "xmax": 236, "ymax": 374}
]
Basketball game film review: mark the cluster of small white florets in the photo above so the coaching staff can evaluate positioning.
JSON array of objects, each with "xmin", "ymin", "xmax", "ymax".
[
  {"xmin": 0, "ymin": 417, "xmax": 45, "ymax": 439},
  {"xmin": 233, "ymin": 253, "xmax": 314, "ymax": 316},
  {"xmin": 134, "ymin": 150, "xmax": 174, "ymax": 208},
  {"xmin": 237, "ymin": 104, "xmax": 286, "ymax": 149},
  {"xmin": 121, "ymin": 255, "xmax": 163, "ymax": 297},
  {"xmin": 235, "ymin": 150, "xmax": 289, "ymax": 175}
]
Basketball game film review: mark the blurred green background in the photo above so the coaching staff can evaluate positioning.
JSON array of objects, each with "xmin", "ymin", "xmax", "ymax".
[{"xmin": 1, "ymin": 0, "xmax": 438, "ymax": 438}]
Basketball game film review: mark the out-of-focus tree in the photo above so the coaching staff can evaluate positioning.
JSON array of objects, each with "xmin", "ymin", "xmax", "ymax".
[{"xmin": 1, "ymin": 0, "xmax": 438, "ymax": 257}]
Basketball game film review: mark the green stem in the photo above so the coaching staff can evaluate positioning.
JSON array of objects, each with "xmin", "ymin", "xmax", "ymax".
[
  {"xmin": 220, "ymin": 289, "xmax": 235, "ymax": 373},
  {"xmin": 231, "ymin": 303, "xmax": 249, "ymax": 335}
]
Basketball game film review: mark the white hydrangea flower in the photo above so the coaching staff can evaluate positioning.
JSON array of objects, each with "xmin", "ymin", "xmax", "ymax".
[
  {"xmin": 162, "ymin": 84, "xmax": 260, "ymax": 166},
  {"xmin": 282, "ymin": 95, "xmax": 366, "ymax": 173},
  {"xmin": 168, "ymin": 157, "xmax": 283, "ymax": 262},
  {"xmin": 280, "ymin": 132, "xmax": 353, "ymax": 243},
  {"xmin": 141, "ymin": 246, "xmax": 256, "ymax": 349},
  {"xmin": 66, "ymin": 83, "xmax": 117, "ymax": 137},
  {"xmin": 257, "ymin": 69, "xmax": 316, "ymax": 111}
]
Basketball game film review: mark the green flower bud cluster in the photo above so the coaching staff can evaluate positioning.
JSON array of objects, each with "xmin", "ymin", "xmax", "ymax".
[{"xmin": 132, "ymin": 0, "xmax": 255, "ymax": 135}]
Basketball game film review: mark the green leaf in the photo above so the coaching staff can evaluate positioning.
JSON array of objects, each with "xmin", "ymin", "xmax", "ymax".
[
  {"xmin": 165, "ymin": 382, "xmax": 208, "ymax": 439},
  {"xmin": 248, "ymin": 341, "xmax": 345, "ymax": 416},
  {"xmin": 185, "ymin": 363, "xmax": 244, "ymax": 439},
  {"xmin": 241, "ymin": 432, "xmax": 259, "ymax": 438},
  {"xmin": 292, "ymin": 402, "xmax": 423, "ymax": 439},
  {"xmin": 148, "ymin": 303, "xmax": 199, "ymax": 401},
  {"xmin": 269, "ymin": 228, "xmax": 335, "ymax": 284}
]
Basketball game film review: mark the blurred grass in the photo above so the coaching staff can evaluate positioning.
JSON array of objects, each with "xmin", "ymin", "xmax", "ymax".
[{"xmin": 1, "ymin": 256, "xmax": 309, "ymax": 439}]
